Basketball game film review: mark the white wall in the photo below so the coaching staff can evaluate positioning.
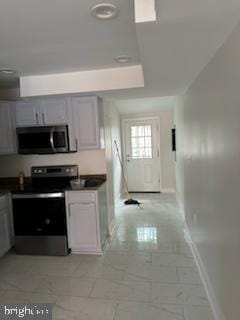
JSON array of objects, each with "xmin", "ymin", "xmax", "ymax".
[
  {"xmin": 174, "ymin": 100, "xmax": 185, "ymax": 215},
  {"xmin": 105, "ymin": 100, "xmax": 123, "ymax": 202},
  {"xmin": 0, "ymin": 150, "xmax": 106, "ymax": 177},
  {"xmin": 103, "ymin": 99, "xmax": 116, "ymax": 233},
  {"xmin": 121, "ymin": 110, "xmax": 176, "ymax": 192},
  {"xmin": 175, "ymin": 21, "xmax": 240, "ymax": 320}
]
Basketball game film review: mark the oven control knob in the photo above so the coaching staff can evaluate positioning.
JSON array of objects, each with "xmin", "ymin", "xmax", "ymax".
[
  {"xmin": 66, "ymin": 169, "xmax": 69, "ymax": 172},
  {"xmin": 45, "ymin": 218, "xmax": 51, "ymax": 225}
]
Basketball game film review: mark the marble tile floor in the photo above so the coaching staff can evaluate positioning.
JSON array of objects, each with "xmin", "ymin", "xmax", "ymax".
[{"xmin": 0, "ymin": 193, "xmax": 214, "ymax": 320}]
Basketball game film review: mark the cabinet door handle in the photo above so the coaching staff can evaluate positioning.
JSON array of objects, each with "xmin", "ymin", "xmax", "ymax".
[
  {"xmin": 42, "ymin": 113, "xmax": 45, "ymax": 124},
  {"xmin": 71, "ymin": 202, "xmax": 94, "ymax": 206},
  {"xmin": 79, "ymin": 202, "xmax": 94, "ymax": 206},
  {"xmin": 36, "ymin": 113, "xmax": 39, "ymax": 125},
  {"xmin": 75, "ymin": 138, "xmax": 78, "ymax": 151}
]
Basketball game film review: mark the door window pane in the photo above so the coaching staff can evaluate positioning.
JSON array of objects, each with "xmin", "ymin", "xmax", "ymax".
[{"xmin": 131, "ymin": 125, "xmax": 152, "ymax": 159}]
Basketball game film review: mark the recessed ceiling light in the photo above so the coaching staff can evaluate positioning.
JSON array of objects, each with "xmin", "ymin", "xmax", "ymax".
[
  {"xmin": 0, "ymin": 68, "xmax": 16, "ymax": 75},
  {"xmin": 114, "ymin": 55, "xmax": 132, "ymax": 63},
  {"xmin": 90, "ymin": 3, "xmax": 118, "ymax": 20}
]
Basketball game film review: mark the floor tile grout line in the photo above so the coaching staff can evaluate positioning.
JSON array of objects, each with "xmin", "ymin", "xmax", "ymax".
[
  {"xmin": 87, "ymin": 278, "xmax": 97, "ymax": 298},
  {"xmin": 112, "ymin": 301, "xmax": 119, "ymax": 320},
  {"xmin": 181, "ymin": 305, "xmax": 187, "ymax": 320},
  {"xmin": 176, "ymin": 266, "xmax": 180, "ymax": 282},
  {"xmin": 0, "ymin": 270, "xmax": 203, "ymax": 285},
  {"xmin": 149, "ymin": 281, "xmax": 152, "ymax": 303},
  {"xmin": 1, "ymin": 288, "xmax": 211, "ymax": 308}
]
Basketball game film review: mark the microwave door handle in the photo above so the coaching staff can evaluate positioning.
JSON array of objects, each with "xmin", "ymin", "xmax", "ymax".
[{"xmin": 50, "ymin": 129, "xmax": 56, "ymax": 153}]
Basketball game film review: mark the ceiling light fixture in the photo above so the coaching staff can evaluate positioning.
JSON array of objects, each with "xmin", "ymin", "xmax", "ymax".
[
  {"xmin": 90, "ymin": 3, "xmax": 118, "ymax": 20},
  {"xmin": 114, "ymin": 55, "xmax": 132, "ymax": 63},
  {"xmin": 0, "ymin": 68, "xmax": 16, "ymax": 75}
]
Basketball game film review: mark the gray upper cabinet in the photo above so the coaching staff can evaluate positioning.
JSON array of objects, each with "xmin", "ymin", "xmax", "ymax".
[
  {"xmin": 13, "ymin": 95, "xmax": 103, "ymax": 152},
  {"xmin": 15, "ymin": 98, "xmax": 68, "ymax": 127},
  {"xmin": 0, "ymin": 102, "xmax": 16, "ymax": 154},
  {"xmin": 15, "ymin": 101, "xmax": 39, "ymax": 126},
  {"xmin": 71, "ymin": 96, "xmax": 104, "ymax": 150},
  {"xmin": 40, "ymin": 98, "xmax": 68, "ymax": 125}
]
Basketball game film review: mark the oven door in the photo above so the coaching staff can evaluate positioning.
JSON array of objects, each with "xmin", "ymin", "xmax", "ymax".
[{"xmin": 12, "ymin": 193, "xmax": 69, "ymax": 255}]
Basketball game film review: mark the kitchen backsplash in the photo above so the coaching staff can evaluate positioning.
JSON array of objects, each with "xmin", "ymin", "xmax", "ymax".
[{"xmin": 0, "ymin": 150, "xmax": 107, "ymax": 177}]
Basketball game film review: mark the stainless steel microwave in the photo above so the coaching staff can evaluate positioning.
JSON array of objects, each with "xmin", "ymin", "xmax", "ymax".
[{"xmin": 16, "ymin": 125, "xmax": 70, "ymax": 154}]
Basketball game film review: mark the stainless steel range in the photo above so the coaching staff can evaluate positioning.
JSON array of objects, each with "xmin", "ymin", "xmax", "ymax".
[{"xmin": 12, "ymin": 165, "xmax": 78, "ymax": 256}]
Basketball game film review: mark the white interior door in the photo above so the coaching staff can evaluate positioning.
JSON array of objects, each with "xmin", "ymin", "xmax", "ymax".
[{"xmin": 124, "ymin": 119, "xmax": 160, "ymax": 192}]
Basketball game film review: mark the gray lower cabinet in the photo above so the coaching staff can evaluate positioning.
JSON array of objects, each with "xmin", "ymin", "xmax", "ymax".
[
  {"xmin": 65, "ymin": 184, "xmax": 108, "ymax": 254},
  {"xmin": 0, "ymin": 193, "xmax": 13, "ymax": 257}
]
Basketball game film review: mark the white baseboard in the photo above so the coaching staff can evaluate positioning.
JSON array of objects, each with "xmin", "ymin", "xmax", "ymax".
[
  {"xmin": 115, "ymin": 193, "xmax": 122, "ymax": 204},
  {"xmin": 185, "ymin": 227, "xmax": 226, "ymax": 320},
  {"xmin": 176, "ymin": 194, "xmax": 185, "ymax": 220},
  {"xmin": 178, "ymin": 206, "xmax": 185, "ymax": 220},
  {"xmin": 108, "ymin": 217, "xmax": 117, "ymax": 236},
  {"xmin": 161, "ymin": 188, "xmax": 176, "ymax": 193}
]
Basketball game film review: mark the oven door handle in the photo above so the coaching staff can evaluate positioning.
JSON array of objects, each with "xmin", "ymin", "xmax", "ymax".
[{"xmin": 12, "ymin": 192, "xmax": 65, "ymax": 199}]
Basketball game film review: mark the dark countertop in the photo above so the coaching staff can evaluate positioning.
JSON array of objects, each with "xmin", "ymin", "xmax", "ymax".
[
  {"xmin": 65, "ymin": 183, "xmax": 106, "ymax": 192},
  {"xmin": 0, "ymin": 175, "xmax": 106, "ymax": 195},
  {"xmin": 0, "ymin": 190, "xmax": 12, "ymax": 196},
  {"xmin": 0, "ymin": 178, "xmax": 20, "ymax": 196}
]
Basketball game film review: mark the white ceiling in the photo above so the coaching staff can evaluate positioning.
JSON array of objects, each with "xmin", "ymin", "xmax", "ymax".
[
  {"xmin": 132, "ymin": 0, "xmax": 240, "ymax": 98},
  {"xmin": 1, "ymin": 0, "xmax": 240, "ymax": 98},
  {"xmin": 0, "ymin": 0, "xmax": 139, "ymax": 74}
]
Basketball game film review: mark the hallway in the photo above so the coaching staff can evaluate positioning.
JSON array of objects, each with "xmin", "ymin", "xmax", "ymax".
[{"xmin": 0, "ymin": 194, "xmax": 214, "ymax": 320}]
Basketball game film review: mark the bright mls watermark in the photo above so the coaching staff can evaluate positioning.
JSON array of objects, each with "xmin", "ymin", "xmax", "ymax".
[{"xmin": 0, "ymin": 304, "xmax": 52, "ymax": 320}]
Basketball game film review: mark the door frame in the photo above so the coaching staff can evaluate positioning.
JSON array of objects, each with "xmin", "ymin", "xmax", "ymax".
[{"xmin": 122, "ymin": 117, "xmax": 163, "ymax": 192}]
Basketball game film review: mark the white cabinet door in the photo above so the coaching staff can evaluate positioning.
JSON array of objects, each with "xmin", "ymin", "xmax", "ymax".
[
  {"xmin": 0, "ymin": 209, "xmax": 11, "ymax": 257},
  {"xmin": 40, "ymin": 99, "xmax": 68, "ymax": 125},
  {"xmin": 15, "ymin": 101, "xmax": 39, "ymax": 126},
  {"xmin": 15, "ymin": 99, "xmax": 68, "ymax": 127},
  {"xmin": 0, "ymin": 102, "xmax": 15, "ymax": 154},
  {"xmin": 68, "ymin": 203, "xmax": 99, "ymax": 250},
  {"xmin": 72, "ymin": 97, "xmax": 100, "ymax": 150}
]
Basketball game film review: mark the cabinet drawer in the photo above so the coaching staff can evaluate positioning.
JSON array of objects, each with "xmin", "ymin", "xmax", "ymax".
[
  {"xmin": 0, "ymin": 195, "xmax": 7, "ymax": 211},
  {"xmin": 67, "ymin": 191, "xmax": 96, "ymax": 203}
]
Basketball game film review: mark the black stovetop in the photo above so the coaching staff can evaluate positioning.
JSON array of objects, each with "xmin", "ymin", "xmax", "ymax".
[
  {"xmin": 12, "ymin": 184, "xmax": 69, "ymax": 194},
  {"xmin": 12, "ymin": 176, "xmax": 74, "ymax": 194}
]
